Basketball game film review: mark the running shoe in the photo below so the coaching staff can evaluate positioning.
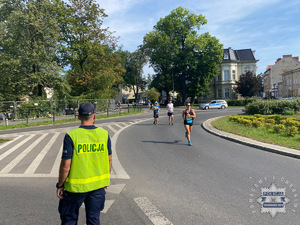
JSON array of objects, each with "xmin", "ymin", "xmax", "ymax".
[
  {"xmin": 172, "ymin": 122, "xmax": 174, "ymax": 125},
  {"xmin": 188, "ymin": 141, "xmax": 192, "ymax": 146}
]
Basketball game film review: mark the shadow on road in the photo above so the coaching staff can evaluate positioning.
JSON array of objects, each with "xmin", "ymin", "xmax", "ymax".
[{"xmin": 142, "ymin": 140, "xmax": 186, "ymax": 145}]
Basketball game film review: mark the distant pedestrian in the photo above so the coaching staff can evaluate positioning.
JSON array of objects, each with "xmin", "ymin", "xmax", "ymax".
[
  {"xmin": 148, "ymin": 99, "xmax": 151, "ymax": 110},
  {"xmin": 117, "ymin": 101, "xmax": 121, "ymax": 111},
  {"xmin": 56, "ymin": 103, "xmax": 112, "ymax": 225},
  {"xmin": 166, "ymin": 100, "xmax": 174, "ymax": 125},
  {"xmin": 152, "ymin": 101, "xmax": 160, "ymax": 125},
  {"xmin": 182, "ymin": 102, "xmax": 196, "ymax": 146}
]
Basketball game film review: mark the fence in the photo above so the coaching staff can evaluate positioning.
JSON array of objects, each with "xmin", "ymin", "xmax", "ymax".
[{"xmin": 0, "ymin": 99, "xmax": 118, "ymax": 124}]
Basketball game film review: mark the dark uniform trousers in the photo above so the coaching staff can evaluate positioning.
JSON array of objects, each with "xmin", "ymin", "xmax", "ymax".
[{"xmin": 58, "ymin": 188, "xmax": 106, "ymax": 225}]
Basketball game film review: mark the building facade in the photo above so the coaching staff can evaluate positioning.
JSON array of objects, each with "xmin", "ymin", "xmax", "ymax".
[
  {"xmin": 208, "ymin": 48, "xmax": 258, "ymax": 100},
  {"xmin": 280, "ymin": 67, "xmax": 300, "ymax": 98},
  {"xmin": 263, "ymin": 55, "xmax": 300, "ymax": 98}
]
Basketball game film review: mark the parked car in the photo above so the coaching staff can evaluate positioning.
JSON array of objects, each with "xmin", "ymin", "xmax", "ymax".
[{"xmin": 200, "ymin": 100, "xmax": 228, "ymax": 110}]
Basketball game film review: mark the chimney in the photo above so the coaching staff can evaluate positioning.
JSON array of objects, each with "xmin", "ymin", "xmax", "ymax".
[
  {"xmin": 293, "ymin": 56, "xmax": 299, "ymax": 61},
  {"xmin": 283, "ymin": 55, "xmax": 292, "ymax": 58}
]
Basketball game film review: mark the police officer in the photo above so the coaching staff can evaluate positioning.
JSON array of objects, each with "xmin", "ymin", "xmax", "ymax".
[{"xmin": 56, "ymin": 103, "xmax": 112, "ymax": 225}]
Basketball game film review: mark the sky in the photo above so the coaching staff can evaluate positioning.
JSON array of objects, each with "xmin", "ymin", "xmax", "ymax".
[{"xmin": 97, "ymin": 0, "xmax": 300, "ymax": 76}]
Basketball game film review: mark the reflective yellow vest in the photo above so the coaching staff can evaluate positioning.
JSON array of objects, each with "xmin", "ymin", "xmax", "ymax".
[{"xmin": 64, "ymin": 127, "xmax": 110, "ymax": 193}]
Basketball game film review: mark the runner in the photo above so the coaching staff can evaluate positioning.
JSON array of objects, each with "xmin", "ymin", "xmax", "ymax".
[
  {"xmin": 166, "ymin": 100, "xmax": 174, "ymax": 125},
  {"xmin": 182, "ymin": 102, "xmax": 196, "ymax": 146},
  {"xmin": 152, "ymin": 101, "xmax": 160, "ymax": 125}
]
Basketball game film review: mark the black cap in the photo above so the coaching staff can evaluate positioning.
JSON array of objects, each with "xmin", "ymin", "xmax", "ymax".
[{"xmin": 78, "ymin": 103, "xmax": 95, "ymax": 116}]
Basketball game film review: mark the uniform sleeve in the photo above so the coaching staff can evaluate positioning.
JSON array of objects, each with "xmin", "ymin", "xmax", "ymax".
[
  {"xmin": 62, "ymin": 133, "xmax": 74, "ymax": 159},
  {"xmin": 107, "ymin": 135, "xmax": 112, "ymax": 156}
]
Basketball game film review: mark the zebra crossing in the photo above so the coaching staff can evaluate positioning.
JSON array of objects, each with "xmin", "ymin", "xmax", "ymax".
[
  {"xmin": 0, "ymin": 118, "xmax": 151, "ymax": 214},
  {"xmin": 0, "ymin": 119, "xmax": 150, "ymax": 178}
]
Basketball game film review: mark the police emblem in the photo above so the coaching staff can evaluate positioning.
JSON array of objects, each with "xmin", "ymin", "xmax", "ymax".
[
  {"xmin": 256, "ymin": 183, "xmax": 290, "ymax": 218},
  {"xmin": 249, "ymin": 176, "xmax": 298, "ymax": 218}
]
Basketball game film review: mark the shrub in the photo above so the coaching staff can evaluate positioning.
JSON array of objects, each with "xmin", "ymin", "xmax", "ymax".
[
  {"xmin": 285, "ymin": 118, "xmax": 300, "ymax": 127},
  {"xmin": 265, "ymin": 123, "xmax": 273, "ymax": 129},
  {"xmin": 245, "ymin": 99, "xmax": 300, "ymax": 115},
  {"xmin": 252, "ymin": 120, "xmax": 263, "ymax": 128},
  {"xmin": 240, "ymin": 119, "xmax": 252, "ymax": 126},
  {"xmin": 266, "ymin": 119, "xmax": 275, "ymax": 124},
  {"xmin": 287, "ymin": 126, "xmax": 298, "ymax": 137},
  {"xmin": 273, "ymin": 124, "xmax": 285, "ymax": 133},
  {"xmin": 227, "ymin": 99, "xmax": 257, "ymax": 106},
  {"xmin": 283, "ymin": 109, "xmax": 295, "ymax": 115},
  {"xmin": 256, "ymin": 117, "xmax": 265, "ymax": 123},
  {"xmin": 229, "ymin": 115, "xmax": 239, "ymax": 122},
  {"xmin": 266, "ymin": 115, "xmax": 282, "ymax": 122}
]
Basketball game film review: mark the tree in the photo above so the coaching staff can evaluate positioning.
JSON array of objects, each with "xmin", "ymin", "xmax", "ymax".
[
  {"xmin": 60, "ymin": 0, "xmax": 124, "ymax": 99},
  {"xmin": 142, "ymin": 7, "xmax": 223, "ymax": 103},
  {"xmin": 236, "ymin": 71, "xmax": 262, "ymax": 97},
  {"xmin": 145, "ymin": 88, "xmax": 160, "ymax": 102},
  {"xmin": 121, "ymin": 50, "xmax": 147, "ymax": 101},
  {"xmin": 0, "ymin": 0, "xmax": 64, "ymax": 100}
]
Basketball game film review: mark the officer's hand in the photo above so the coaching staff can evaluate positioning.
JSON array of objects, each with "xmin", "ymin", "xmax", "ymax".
[{"xmin": 56, "ymin": 188, "xmax": 64, "ymax": 199}]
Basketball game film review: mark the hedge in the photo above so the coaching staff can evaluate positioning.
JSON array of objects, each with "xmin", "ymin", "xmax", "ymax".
[
  {"xmin": 227, "ymin": 99, "xmax": 257, "ymax": 106},
  {"xmin": 245, "ymin": 99, "xmax": 300, "ymax": 115}
]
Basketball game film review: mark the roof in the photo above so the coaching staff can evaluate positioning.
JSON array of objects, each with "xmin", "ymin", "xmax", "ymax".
[{"xmin": 223, "ymin": 48, "xmax": 256, "ymax": 62}]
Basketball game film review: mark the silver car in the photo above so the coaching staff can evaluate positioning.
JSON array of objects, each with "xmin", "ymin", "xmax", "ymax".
[{"xmin": 200, "ymin": 100, "xmax": 228, "ymax": 110}]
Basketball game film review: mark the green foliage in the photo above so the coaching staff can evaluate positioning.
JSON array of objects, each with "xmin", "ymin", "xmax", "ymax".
[
  {"xmin": 120, "ymin": 50, "xmax": 147, "ymax": 101},
  {"xmin": 141, "ymin": 7, "xmax": 223, "ymax": 103},
  {"xmin": 287, "ymin": 126, "xmax": 298, "ymax": 137},
  {"xmin": 265, "ymin": 123, "xmax": 273, "ymax": 129},
  {"xmin": 235, "ymin": 72, "xmax": 262, "ymax": 98},
  {"xmin": 283, "ymin": 109, "xmax": 295, "ymax": 115},
  {"xmin": 245, "ymin": 99, "xmax": 300, "ymax": 115},
  {"xmin": 273, "ymin": 124, "xmax": 285, "ymax": 133},
  {"xmin": 0, "ymin": 0, "xmax": 64, "ymax": 100},
  {"xmin": 266, "ymin": 119, "xmax": 275, "ymax": 124},
  {"xmin": 229, "ymin": 114, "xmax": 300, "ymax": 138},
  {"xmin": 61, "ymin": 0, "xmax": 124, "ymax": 99},
  {"xmin": 145, "ymin": 88, "xmax": 160, "ymax": 102},
  {"xmin": 252, "ymin": 120, "xmax": 263, "ymax": 128},
  {"xmin": 227, "ymin": 99, "xmax": 257, "ymax": 106}
]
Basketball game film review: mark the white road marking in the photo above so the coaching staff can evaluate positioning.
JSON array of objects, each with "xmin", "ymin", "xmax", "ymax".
[
  {"xmin": 80, "ymin": 199, "xmax": 115, "ymax": 214},
  {"xmin": 24, "ymin": 133, "xmax": 60, "ymax": 174},
  {"xmin": 0, "ymin": 135, "xmax": 23, "ymax": 150},
  {"xmin": 107, "ymin": 125, "xmax": 117, "ymax": 133},
  {"xmin": 134, "ymin": 197, "xmax": 173, "ymax": 225},
  {"xmin": 114, "ymin": 124, "xmax": 123, "ymax": 129},
  {"xmin": 0, "ymin": 134, "xmax": 48, "ymax": 174},
  {"xmin": 0, "ymin": 134, "xmax": 36, "ymax": 161},
  {"xmin": 50, "ymin": 144, "xmax": 63, "ymax": 177},
  {"xmin": 106, "ymin": 184, "xmax": 126, "ymax": 195},
  {"xmin": 102, "ymin": 200, "xmax": 115, "ymax": 213}
]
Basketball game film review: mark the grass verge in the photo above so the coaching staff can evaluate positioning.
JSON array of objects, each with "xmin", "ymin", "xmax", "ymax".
[
  {"xmin": 212, "ymin": 116, "xmax": 300, "ymax": 150},
  {"xmin": 0, "ymin": 109, "xmax": 144, "ymax": 131},
  {"xmin": 0, "ymin": 138, "xmax": 10, "ymax": 144}
]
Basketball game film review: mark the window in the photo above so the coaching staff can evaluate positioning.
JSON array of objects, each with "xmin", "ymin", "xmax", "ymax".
[
  {"xmin": 232, "ymin": 70, "xmax": 236, "ymax": 80},
  {"xmin": 224, "ymin": 89, "xmax": 230, "ymax": 98},
  {"xmin": 224, "ymin": 70, "xmax": 230, "ymax": 80},
  {"xmin": 224, "ymin": 53, "xmax": 229, "ymax": 59},
  {"xmin": 217, "ymin": 89, "xmax": 222, "ymax": 98},
  {"xmin": 217, "ymin": 73, "xmax": 221, "ymax": 81}
]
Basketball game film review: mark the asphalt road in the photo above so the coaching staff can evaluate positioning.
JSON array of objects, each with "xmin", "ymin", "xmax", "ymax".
[{"xmin": 0, "ymin": 108, "xmax": 299, "ymax": 225}]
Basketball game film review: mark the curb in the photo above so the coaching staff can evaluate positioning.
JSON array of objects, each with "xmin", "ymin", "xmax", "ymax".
[{"xmin": 202, "ymin": 116, "xmax": 300, "ymax": 159}]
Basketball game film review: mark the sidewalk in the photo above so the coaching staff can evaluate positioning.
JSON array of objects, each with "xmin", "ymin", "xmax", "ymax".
[{"xmin": 202, "ymin": 116, "xmax": 300, "ymax": 159}]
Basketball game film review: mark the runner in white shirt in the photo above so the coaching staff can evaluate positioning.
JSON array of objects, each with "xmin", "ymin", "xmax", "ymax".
[{"xmin": 166, "ymin": 100, "xmax": 174, "ymax": 125}]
